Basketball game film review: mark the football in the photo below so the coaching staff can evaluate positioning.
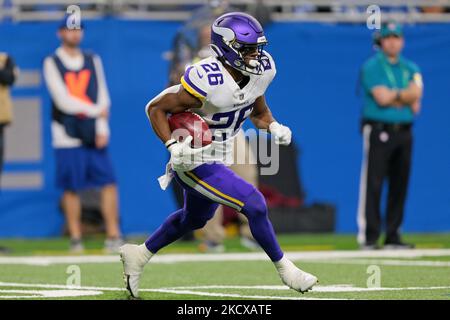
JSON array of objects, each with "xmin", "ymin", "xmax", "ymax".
[{"xmin": 168, "ymin": 111, "xmax": 213, "ymax": 148}]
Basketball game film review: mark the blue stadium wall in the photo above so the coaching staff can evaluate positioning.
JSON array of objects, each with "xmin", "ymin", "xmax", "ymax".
[{"xmin": 0, "ymin": 19, "xmax": 449, "ymax": 237}]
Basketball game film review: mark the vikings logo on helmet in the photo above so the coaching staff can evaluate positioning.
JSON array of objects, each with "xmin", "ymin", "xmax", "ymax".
[{"xmin": 210, "ymin": 12, "xmax": 268, "ymax": 76}]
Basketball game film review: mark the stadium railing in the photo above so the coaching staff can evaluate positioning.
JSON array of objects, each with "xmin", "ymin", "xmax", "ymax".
[{"xmin": 2, "ymin": 0, "xmax": 450, "ymax": 22}]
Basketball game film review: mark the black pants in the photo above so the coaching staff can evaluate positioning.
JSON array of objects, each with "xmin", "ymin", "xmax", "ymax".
[{"xmin": 357, "ymin": 122, "xmax": 413, "ymax": 245}]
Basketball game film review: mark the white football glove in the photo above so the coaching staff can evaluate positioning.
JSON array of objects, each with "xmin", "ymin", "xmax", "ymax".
[
  {"xmin": 166, "ymin": 136, "xmax": 210, "ymax": 171},
  {"xmin": 269, "ymin": 122, "xmax": 292, "ymax": 146}
]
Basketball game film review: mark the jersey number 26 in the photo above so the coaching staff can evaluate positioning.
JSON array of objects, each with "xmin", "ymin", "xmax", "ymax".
[{"xmin": 201, "ymin": 62, "xmax": 224, "ymax": 86}]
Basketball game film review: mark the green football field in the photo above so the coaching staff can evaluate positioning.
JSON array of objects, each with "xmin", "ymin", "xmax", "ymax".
[{"xmin": 0, "ymin": 233, "xmax": 449, "ymax": 300}]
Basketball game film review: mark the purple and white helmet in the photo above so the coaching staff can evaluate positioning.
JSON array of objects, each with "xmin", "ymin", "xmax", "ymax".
[{"xmin": 211, "ymin": 12, "xmax": 268, "ymax": 76}]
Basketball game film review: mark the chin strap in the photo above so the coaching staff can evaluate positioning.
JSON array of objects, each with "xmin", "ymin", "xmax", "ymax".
[
  {"xmin": 248, "ymin": 59, "xmax": 259, "ymax": 67},
  {"xmin": 240, "ymin": 60, "xmax": 262, "ymax": 76}
]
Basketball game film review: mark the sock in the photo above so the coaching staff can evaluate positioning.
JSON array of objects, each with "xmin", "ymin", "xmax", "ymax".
[
  {"xmin": 138, "ymin": 243, "xmax": 153, "ymax": 263},
  {"xmin": 274, "ymin": 255, "xmax": 295, "ymax": 273}
]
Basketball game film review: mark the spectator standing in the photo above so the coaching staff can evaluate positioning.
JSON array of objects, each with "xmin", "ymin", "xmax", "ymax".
[
  {"xmin": 0, "ymin": 52, "xmax": 17, "ymax": 185},
  {"xmin": 0, "ymin": 52, "xmax": 17, "ymax": 255},
  {"xmin": 43, "ymin": 15, "xmax": 123, "ymax": 253}
]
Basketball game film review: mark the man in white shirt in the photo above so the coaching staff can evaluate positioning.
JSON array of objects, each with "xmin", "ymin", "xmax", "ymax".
[{"xmin": 43, "ymin": 15, "xmax": 122, "ymax": 253}]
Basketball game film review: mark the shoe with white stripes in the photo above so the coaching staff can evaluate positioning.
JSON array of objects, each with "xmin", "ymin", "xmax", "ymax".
[
  {"xmin": 275, "ymin": 256, "xmax": 318, "ymax": 293},
  {"xmin": 119, "ymin": 244, "xmax": 152, "ymax": 299}
]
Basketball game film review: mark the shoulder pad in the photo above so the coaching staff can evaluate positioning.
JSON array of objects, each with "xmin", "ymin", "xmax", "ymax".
[{"xmin": 180, "ymin": 62, "xmax": 210, "ymax": 101}]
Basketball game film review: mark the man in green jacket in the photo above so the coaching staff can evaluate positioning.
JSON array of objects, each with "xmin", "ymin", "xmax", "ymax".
[{"xmin": 357, "ymin": 22, "xmax": 423, "ymax": 250}]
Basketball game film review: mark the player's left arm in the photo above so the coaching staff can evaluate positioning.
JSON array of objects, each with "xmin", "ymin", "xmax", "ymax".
[
  {"xmin": 249, "ymin": 95, "xmax": 274, "ymax": 130},
  {"xmin": 250, "ymin": 95, "xmax": 292, "ymax": 146}
]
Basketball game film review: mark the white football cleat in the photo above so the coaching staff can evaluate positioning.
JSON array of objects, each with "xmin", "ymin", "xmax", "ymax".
[
  {"xmin": 275, "ymin": 257, "xmax": 318, "ymax": 293},
  {"xmin": 119, "ymin": 244, "xmax": 152, "ymax": 299}
]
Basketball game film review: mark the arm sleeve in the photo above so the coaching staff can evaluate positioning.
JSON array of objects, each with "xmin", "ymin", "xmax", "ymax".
[
  {"xmin": 93, "ymin": 55, "xmax": 111, "ymax": 110},
  {"xmin": 43, "ymin": 57, "xmax": 101, "ymax": 117},
  {"xmin": 409, "ymin": 62, "xmax": 421, "ymax": 75},
  {"xmin": 96, "ymin": 117, "xmax": 110, "ymax": 136},
  {"xmin": 409, "ymin": 62, "xmax": 424, "ymax": 89},
  {"xmin": 93, "ymin": 55, "xmax": 111, "ymax": 136},
  {"xmin": 180, "ymin": 65, "xmax": 208, "ymax": 101},
  {"xmin": 0, "ymin": 56, "xmax": 17, "ymax": 86},
  {"xmin": 361, "ymin": 64, "xmax": 385, "ymax": 91}
]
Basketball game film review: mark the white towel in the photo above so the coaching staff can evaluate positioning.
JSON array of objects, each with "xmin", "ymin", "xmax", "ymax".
[{"xmin": 158, "ymin": 162, "xmax": 174, "ymax": 190}]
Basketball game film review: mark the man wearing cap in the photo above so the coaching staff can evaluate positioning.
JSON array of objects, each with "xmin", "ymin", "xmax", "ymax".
[
  {"xmin": 43, "ymin": 15, "xmax": 123, "ymax": 253},
  {"xmin": 357, "ymin": 22, "xmax": 423, "ymax": 250}
]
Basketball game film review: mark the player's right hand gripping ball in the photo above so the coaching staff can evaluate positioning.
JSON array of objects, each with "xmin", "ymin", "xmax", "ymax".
[
  {"xmin": 167, "ymin": 112, "xmax": 212, "ymax": 170},
  {"xmin": 168, "ymin": 112, "xmax": 212, "ymax": 148}
]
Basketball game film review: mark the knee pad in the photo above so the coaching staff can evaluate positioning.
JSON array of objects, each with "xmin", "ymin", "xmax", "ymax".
[{"xmin": 241, "ymin": 190, "xmax": 268, "ymax": 220}]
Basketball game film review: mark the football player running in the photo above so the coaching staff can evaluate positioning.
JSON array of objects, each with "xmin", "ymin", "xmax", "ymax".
[{"xmin": 120, "ymin": 12, "xmax": 318, "ymax": 298}]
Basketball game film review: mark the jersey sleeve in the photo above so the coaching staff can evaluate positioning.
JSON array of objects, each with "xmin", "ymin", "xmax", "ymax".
[{"xmin": 180, "ymin": 65, "xmax": 209, "ymax": 101}]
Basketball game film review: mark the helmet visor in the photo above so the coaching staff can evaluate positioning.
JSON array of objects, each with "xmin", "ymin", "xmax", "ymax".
[
  {"xmin": 232, "ymin": 41, "xmax": 267, "ymax": 70},
  {"xmin": 232, "ymin": 41, "xmax": 266, "ymax": 56}
]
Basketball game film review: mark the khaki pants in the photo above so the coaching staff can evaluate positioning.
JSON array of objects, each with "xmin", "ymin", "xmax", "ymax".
[
  {"xmin": 201, "ymin": 131, "xmax": 258, "ymax": 243},
  {"xmin": 0, "ymin": 124, "xmax": 4, "ymax": 177}
]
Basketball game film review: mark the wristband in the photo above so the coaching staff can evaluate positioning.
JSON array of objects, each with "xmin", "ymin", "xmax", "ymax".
[
  {"xmin": 165, "ymin": 139, "xmax": 177, "ymax": 149},
  {"xmin": 269, "ymin": 121, "xmax": 281, "ymax": 133},
  {"xmin": 395, "ymin": 90, "xmax": 401, "ymax": 101}
]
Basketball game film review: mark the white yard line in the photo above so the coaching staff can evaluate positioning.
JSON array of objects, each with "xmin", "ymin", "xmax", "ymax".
[
  {"xmin": 0, "ymin": 282, "xmax": 449, "ymax": 300},
  {"xmin": 0, "ymin": 249, "xmax": 448, "ymax": 299},
  {"xmin": 0, "ymin": 281, "xmax": 125, "ymax": 292},
  {"xmin": 143, "ymin": 288, "xmax": 336, "ymax": 300},
  {"xmin": 0, "ymin": 282, "xmax": 336, "ymax": 300},
  {"xmin": 162, "ymin": 285, "xmax": 450, "ymax": 292},
  {"xmin": 315, "ymin": 259, "xmax": 450, "ymax": 267},
  {"xmin": 1, "ymin": 249, "xmax": 450, "ymax": 266},
  {"xmin": 0, "ymin": 289, "xmax": 103, "ymax": 298}
]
